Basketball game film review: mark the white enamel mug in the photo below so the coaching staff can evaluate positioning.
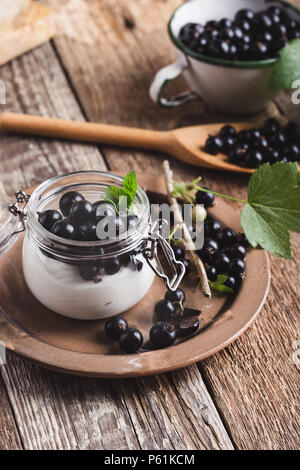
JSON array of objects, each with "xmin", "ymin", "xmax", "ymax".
[{"xmin": 149, "ymin": 0, "xmax": 300, "ymax": 114}]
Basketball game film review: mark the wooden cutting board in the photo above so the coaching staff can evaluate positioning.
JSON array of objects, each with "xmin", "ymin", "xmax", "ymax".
[{"xmin": 0, "ymin": 0, "xmax": 53, "ymax": 66}]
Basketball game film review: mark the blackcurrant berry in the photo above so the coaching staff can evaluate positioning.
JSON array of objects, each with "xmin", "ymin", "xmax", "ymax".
[
  {"xmin": 224, "ymin": 276, "xmax": 239, "ymax": 291},
  {"xmin": 213, "ymin": 252, "xmax": 231, "ymax": 272},
  {"xmin": 79, "ymin": 262, "xmax": 100, "ymax": 281},
  {"xmin": 205, "ymin": 264, "xmax": 217, "ymax": 281},
  {"xmin": 228, "ymin": 243, "xmax": 246, "ymax": 259},
  {"xmin": 165, "ymin": 288, "xmax": 186, "ymax": 304},
  {"xmin": 105, "ymin": 316, "xmax": 128, "ymax": 340},
  {"xmin": 235, "ymin": 9, "xmax": 255, "ymax": 22},
  {"xmin": 195, "ymin": 188, "xmax": 215, "ymax": 208},
  {"xmin": 155, "ymin": 299, "xmax": 176, "ymax": 322},
  {"xmin": 104, "ymin": 257, "xmax": 121, "ymax": 275},
  {"xmin": 51, "ymin": 219, "xmax": 76, "ymax": 239},
  {"xmin": 220, "ymin": 125, "xmax": 237, "ymax": 139},
  {"xmin": 70, "ymin": 200, "xmax": 93, "ymax": 222},
  {"xmin": 75, "ymin": 220, "xmax": 97, "ymax": 241},
  {"xmin": 150, "ymin": 322, "xmax": 176, "ymax": 349},
  {"xmin": 229, "ymin": 258, "xmax": 246, "ymax": 277},
  {"xmin": 172, "ymin": 245, "xmax": 185, "ymax": 260},
  {"xmin": 119, "ymin": 327, "xmax": 143, "ymax": 353},
  {"xmin": 92, "ymin": 201, "xmax": 115, "ymax": 221},
  {"xmin": 178, "ymin": 316, "xmax": 199, "ymax": 336},
  {"xmin": 205, "ymin": 136, "xmax": 223, "ymax": 155},
  {"xmin": 38, "ymin": 210, "xmax": 62, "ymax": 232},
  {"xmin": 59, "ymin": 191, "xmax": 85, "ymax": 217}
]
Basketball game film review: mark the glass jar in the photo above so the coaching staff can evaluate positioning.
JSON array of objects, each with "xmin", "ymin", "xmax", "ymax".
[{"xmin": 2, "ymin": 171, "xmax": 184, "ymax": 320}]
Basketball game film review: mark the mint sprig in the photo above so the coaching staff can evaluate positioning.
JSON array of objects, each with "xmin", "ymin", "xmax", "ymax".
[
  {"xmin": 173, "ymin": 162, "xmax": 300, "ymax": 259},
  {"xmin": 269, "ymin": 39, "xmax": 300, "ymax": 90},
  {"xmin": 104, "ymin": 171, "xmax": 137, "ymax": 212},
  {"xmin": 209, "ymin": 275, "xmax": 234, "ymax": 295}
]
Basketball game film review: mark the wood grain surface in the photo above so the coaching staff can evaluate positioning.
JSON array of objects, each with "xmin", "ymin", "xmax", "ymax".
[{"xmin": 0, "ymin": 0, "xmax": 299, "ymax": 450}]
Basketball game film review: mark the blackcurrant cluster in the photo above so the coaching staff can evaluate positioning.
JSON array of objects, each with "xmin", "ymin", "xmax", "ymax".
[
  {"xmin": 179, "ymin": 6, "xmax": 300, "ymax": 61},
  {"xmin": 155, "ymin": 289, "xmax": 200, "ymax": 346},
  {"xmin": 38, "ymin": 190, "xmax": 143, "ymax": 281},
  {"xmin": 105, "ymin": 288, "xmax": 201, "ymax": 353},
  {"xmin": 204, "ymin": 119, "xmax": 300, "ymax": 169},
  {"xmin": 199, "ymin": 216, "xmax": 249, "ymax": 292}
]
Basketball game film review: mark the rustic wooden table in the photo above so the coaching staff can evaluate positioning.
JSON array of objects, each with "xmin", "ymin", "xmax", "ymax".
[{"xmin": 0, "ymin": 0, "xmax": 299, "ymax": 450}]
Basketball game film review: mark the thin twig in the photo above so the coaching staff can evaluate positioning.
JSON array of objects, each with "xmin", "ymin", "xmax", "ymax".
[{"xmin": 162, "ymin": 160, "xmax": 211, "ymax": 298}]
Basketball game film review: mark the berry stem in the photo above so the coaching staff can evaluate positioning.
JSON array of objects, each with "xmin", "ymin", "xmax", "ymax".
[{"xmin": 195, "ymin": 186, "xmax": 247, "ymax": 204}]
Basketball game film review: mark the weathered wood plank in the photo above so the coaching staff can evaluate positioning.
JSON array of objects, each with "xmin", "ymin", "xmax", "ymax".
[
  {"xmin": 0, "ymin": 41, "xmax": 106, "ymax": 195},
  {"xmin": 0, "ymin": 368, "xmax": 23, "ymax": 450},
  {"xmin": 47, "ymin": 0, "xmax": 300, "ymax": 449},
  {"xmin": 0, "ymin": 33, "xmax": 233, "ymax": 449}
]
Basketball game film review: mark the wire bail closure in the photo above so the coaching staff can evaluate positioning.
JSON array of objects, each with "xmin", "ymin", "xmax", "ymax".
[
  {"xmin": 8, "ymin": 191, "xmax": 30, "ymax": 237},
  {"xmin": 142, "ymin": 220, "xmax": 185, "ymax": 291}
]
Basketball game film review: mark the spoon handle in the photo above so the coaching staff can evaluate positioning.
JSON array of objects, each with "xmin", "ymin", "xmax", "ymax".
[{"xmin": 1, "ymin": 112, "xmax": 170, "ymax": 152}]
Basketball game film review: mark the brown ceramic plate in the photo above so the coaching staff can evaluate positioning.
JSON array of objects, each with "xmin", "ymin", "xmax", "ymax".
[{"xmin": 0, "ymin": 173, "xmax": 270, "ymax": 378}]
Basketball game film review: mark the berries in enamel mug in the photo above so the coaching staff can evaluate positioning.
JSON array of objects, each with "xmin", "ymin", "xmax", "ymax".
[
  {"xmin": 51, "ymin": 219, "xmax": 76, "ymax": 239},
  {"xmin": 59, "ymin": 191, "xmax": 85, "ymax": 217},
  {"xmin": 119, "ymin": 327, "xmax": 143, "ymax": 353},
  {"xmin": 150, "ymin": 322, "xmax": 176, "ymax": 349},
  {"xmin": 105, "ymin": 316, "xmax": 128, "ymax": 340},
  {"xmin": 179, "ymin": 6, "xmax": 300, "ymax": 62},
  {"xmin": 155, "ymin": 299, "xmax": 176, "ymax": 322},
  {"xmin": 38, "ymin": 210, "xmax": 62, "ymax": 232},
  {"xmin": 165, "ymin": 288, "xmax": 186, "ymax": 304}
]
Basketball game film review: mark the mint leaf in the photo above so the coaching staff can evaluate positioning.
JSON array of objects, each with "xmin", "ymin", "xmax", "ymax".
[
  {"xmin": 122, "ymin": 171, "xmax": 137, "ymax": 208},
  {"xmin": 269, "ymin": 39, "xmax": 300, "ymax": 90},
  {"xmin": 241, "ymin": 162, "xmax": 300, "ymax": 259},
  {"xmin": 104, "ymin": 172, "xmax": 138, "ymax": 211},
  {"xmin": 104, "ymin": 185, "xmax": 124, "ymax": 210},
  {"xmin": 209, "ymin": 275, "xmax": 233, "ymax": 295}
]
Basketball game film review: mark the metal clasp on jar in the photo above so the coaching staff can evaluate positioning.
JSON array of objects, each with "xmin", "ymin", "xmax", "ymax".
[
  {"xmin": 8, "ymin": 191, "xmax": 30, "ymax": 237},
  {"xmin": 142, "ymin": 220, "xmax": 185, "ymax": 291}
]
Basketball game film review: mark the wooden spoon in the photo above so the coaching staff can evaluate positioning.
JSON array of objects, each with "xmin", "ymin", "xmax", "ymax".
[{"xmin": 0, "ymin": 112, "xmax": 294, "ymax": 174}]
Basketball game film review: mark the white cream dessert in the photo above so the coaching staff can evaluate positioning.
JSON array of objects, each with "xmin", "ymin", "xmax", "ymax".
[
  {"xmin": 22, "ymin": 171, "xmax": 156, "ymax": 320},
  {"xmin": 23, "ymin": 235, "xmax": 155, "ymax": 320}
]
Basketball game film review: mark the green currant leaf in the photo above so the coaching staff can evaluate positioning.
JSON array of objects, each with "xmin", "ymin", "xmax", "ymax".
[
  {"xmin": 269, "ymin": 39, "xmax": 300, "ymax": 90},
  {"xmin": 241, "ymin": 162, "xmax": 300, "ymax": 259}
]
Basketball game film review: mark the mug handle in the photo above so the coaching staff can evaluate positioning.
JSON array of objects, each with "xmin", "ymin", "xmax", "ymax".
[{"xmin": 149, "ymin": 55, "xmax": 198, "ymax": 107}]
